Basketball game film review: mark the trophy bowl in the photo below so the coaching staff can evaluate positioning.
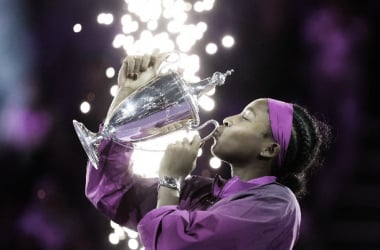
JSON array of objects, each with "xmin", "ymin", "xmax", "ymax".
[{"xmin": 73, "ymin": 70, "xmax": 233, "ymax": 168}]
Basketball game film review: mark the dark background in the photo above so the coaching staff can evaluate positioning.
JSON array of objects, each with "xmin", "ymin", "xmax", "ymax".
[{"xmin": 0, "ymin": 0, "xmax": 379, "ymax": 249}]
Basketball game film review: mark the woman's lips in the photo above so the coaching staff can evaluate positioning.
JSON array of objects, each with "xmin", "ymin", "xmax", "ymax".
[{"xmin": 213, "ymin": 127, "xmax": 223, "ymax": 138}]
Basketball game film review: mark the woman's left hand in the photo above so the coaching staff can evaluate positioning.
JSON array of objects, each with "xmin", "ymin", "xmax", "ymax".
[{"xmin": 158, "ymin": 135, "xmax": 201, "ymax": 180}]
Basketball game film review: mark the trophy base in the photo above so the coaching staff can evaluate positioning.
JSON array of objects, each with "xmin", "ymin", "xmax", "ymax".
[{"xmin": 73, "ymin": 120, "xmax": 100, "ymax": 169}]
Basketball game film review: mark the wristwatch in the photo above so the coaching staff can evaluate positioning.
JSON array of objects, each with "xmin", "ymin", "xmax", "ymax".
[{"xmin": 158, "ymin": 176, "xmax": 181, "ymax": 192}]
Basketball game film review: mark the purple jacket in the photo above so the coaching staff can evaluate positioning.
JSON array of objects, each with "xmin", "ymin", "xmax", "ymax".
[{"xmin": 85, "ymin": 140, "xmax": 301, "ymax": 250}]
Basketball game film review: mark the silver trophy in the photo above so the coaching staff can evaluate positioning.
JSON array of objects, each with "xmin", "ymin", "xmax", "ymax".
[{"xmin": 73, "ymin": 70, "xmax": 233, "ymax": 168}]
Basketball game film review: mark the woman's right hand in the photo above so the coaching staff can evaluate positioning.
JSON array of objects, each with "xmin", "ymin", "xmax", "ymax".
[
  {"xmin": 117, "ymin": 51, "xmax": 171, "ymax": 92},
  {"xmin": 105, "ymin": 51, "xmax": 171, "ymax": 123},
  {"xmin": 158, "ymin": 135, "xmax": 201, "ymax": 180}
]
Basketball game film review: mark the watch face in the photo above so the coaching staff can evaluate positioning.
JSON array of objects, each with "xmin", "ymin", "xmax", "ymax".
[
  {"xmin": 160, "ymin": 176, "xmax": 180, "ymax": 191},
  {"xmin": 164, "ymin": 176, "xmax": 177, "ymax": 185}
]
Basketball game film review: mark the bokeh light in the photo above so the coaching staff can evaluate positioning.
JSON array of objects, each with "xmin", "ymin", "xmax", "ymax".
[
  {"xmin": 108, "ymin": 233, "xmax": 120, "ymax": 245},
  {"xmin": 73, "ymin": 23, "xmax": 82, "ymax": 33},
  {"xmin": 110, "ymin": 84, "xmax": 118, "ymax": 97},
  {"xmin": 80, "ymin": 101, "xmax": 91, "ymax": 114},
  {"xmin": 128, "ymin": 239, "xmax": 139, "ymax": 249},
  {"xmin": 105, "ymin": 67, "xmax": 116, "ymax": 78},
  {"xmin": 209, "ymin": 156, "xmax": 221, "ymax": 169},
  {"xmin": 221, "ymin": 35, "xmax": 235, "ymax": 48},
  {"xmin": 97, "ymin": 13, "xmax": 114, "ymax": 25},
  {"xmin": 198, "ymin": 95, "xmax": 215, "ymax": 111},
  {"xmin": 80, "ymin": 0, "xmax": 233, "ymax": 116},
  {"xmin": 205, "ymin": 42, "xmax": 217, "ymax": 54}
]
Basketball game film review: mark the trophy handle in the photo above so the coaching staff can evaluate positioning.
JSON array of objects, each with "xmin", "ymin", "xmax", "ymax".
[
  {"xmin": 190, "ymin": 119, "xmax": 219, "ymax": 143},
  {"xmin": 130, "ymin": 119, "xmax": 219, "ymax": 152}
]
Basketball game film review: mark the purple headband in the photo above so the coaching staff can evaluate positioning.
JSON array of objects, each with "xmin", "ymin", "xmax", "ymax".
[{"xmin": 267, "ymin": 98, "xmax": 294, "ymax": 166}]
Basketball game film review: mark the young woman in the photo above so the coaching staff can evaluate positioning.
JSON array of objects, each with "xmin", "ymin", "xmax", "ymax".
[{"xmin": 85, "ymin": 54, "xmax": 331, "ymax": 250}]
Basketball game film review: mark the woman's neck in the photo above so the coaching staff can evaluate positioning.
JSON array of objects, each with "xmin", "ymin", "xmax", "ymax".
[{"xmin": 231, "ymin": 162, "xmax": 272, "ymax": 181}]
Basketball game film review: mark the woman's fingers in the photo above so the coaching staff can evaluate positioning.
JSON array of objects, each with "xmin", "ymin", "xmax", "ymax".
[
  {"xmin": 126, "ymin": 56, "xmax": 136, "ymax": 79},
  {"xmin": 152, "ymin": 52, "xmax": 171, "ymax": 73},
  {"xmin": 121, "ymin": 51, "xmax": 173, "ymax": 79},
  {"xmin": 133, "ymin": 55, "xmax": 142, "ymax": 79},
  {"xmin": 182, "ymin": 137, "xmax": 190, "ymax": 145},
  {"xmin": 140, "ymin": 54, "xmax": 151, "ymax": 72},
  {"xmin": 160, "ymin": 135, "xmax": 200, "ymax": 176},
  {"xmin": 117, "ymin": 51, "xmax": 175, "ymax": 90},
  {"xmin": 191, "ymin": 135, "xmax": 201, "ymax": 150},
  {"xmin": 178, "ymin": 135, "xmax": 201, "ymax": 155}
]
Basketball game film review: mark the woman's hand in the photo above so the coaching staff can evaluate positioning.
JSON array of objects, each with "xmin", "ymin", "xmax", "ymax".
[
  {"xmin": 156, "ymin": 135, "xmax": 200, "ymax": 208},
  {"xmin": 117, "ymin": 51, "xmax": 170, "ymax": 91},
  {"xmin": 105, "ymin": 51, "xmax": 170, "ymax": 123},
  {"xmin": 158, "ymin": 135, "xmax": 201, "ymax": 180}
]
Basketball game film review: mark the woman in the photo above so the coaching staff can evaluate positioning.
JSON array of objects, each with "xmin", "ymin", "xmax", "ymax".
[{"xmin": 85, "ymin": 54, "xmax": 331, "ymax": 250}]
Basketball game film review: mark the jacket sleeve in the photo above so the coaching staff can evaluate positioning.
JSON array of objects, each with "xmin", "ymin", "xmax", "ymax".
[
  {"xmin": 137, "ymin": 187, "xmax": 300, "ymax": 250},
  {"xmin": 85, "ymin": 139, "xmax": 158, "ymax": 230}
]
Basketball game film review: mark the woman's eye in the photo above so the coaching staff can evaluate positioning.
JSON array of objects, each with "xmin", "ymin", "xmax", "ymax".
[
  {"xmin": 241, "ymin": 110, "xmax": 253, "ymax": 120},
  {"xmin": 242, "ymin": 112, "xmax": 249, "ymax": 120}
]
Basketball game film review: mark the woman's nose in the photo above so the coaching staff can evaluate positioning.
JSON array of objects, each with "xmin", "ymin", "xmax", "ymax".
[{"xmin": 223, "ymin": 118, "xmax": 232, "ymax": 127}]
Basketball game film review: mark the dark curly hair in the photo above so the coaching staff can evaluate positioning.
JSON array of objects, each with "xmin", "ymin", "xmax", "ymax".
[{"xmin": 272, "ymin": 104, "xmax": 332, "ymax": 199}]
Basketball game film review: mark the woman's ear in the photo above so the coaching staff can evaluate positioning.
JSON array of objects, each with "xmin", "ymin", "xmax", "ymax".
[{"xmin": 259, "ymin": 143, "xmax": 280, "ymax": 159}]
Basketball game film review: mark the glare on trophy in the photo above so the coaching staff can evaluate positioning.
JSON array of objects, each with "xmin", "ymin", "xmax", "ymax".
[{"xmin": 73, "ymin": 69, "xmax": 233, "ymax": 168}]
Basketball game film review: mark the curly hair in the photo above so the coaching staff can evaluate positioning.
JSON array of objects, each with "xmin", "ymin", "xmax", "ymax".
[{"xmin": 273, "ymin": 104, "xmax": 332, "ymax": 199}]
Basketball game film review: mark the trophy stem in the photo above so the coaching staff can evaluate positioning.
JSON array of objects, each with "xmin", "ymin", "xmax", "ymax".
[{"xmin": 73, "ymin": 120, "xmax": 103, "ymax": 169}]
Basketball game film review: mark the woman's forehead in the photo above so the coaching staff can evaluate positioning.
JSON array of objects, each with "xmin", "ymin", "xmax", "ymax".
[{"xmin": 245, "ymin": 98, "xmax": 268, "ymax": 111}]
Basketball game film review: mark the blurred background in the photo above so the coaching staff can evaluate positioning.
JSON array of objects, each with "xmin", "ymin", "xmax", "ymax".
[{"xmin": 0, "ymin": 0, "xmax": 378, "ymax": 249}]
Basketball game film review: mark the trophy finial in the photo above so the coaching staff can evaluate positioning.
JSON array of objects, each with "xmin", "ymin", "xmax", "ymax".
[
  {"xmin": 225, "ymin": 69, "xmax": 234, "ymax": 76},
  {"xmin": 190, "ymin": 69, "xmax": 233, "ymax": 97},
  {"xmin": 211, "ymin": 69, "xmax": 234, "ymax": 87}
]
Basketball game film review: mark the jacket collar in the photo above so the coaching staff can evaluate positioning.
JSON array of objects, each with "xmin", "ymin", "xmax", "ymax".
[{"xmin": 212, "ymin": 175, "xmax": 277, "ymax": 199}]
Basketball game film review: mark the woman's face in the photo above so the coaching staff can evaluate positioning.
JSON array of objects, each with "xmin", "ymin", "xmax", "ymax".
[{"xmin": 212, "ymin": 98, "xmax": 274, "ymax": 164}]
